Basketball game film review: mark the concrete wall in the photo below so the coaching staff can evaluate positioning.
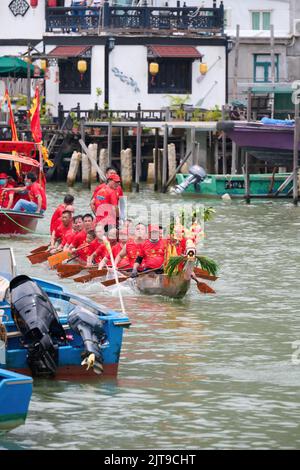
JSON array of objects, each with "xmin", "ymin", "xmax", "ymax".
[
  {"xmin": 45, "ymin": 43, "xmax": 226, "ymax": 114},
  {"xmin": 0, "ymin": 0, "xmax": 45, "ymax": 40}
]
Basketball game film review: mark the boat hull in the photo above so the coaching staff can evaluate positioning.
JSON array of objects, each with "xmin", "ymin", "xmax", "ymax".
[
  {"xmin": 0, "ymin": 276, "xmax": 130, "ymax": 380},
  {"xmin": 175, "ymin": 173, "xmax": 292, "ymax": 197},
  {"xmin": 0, "ymin": 368, "xmax": 32, "ymax": 432},
  {"xmin": 226, "ymin": 124, "xmax": 296, "ymax": 153},
  {"xmin": 0, "ymin": 210, "xmax": 43, "ymax": 235},
  {"xmin": 136, "ymin": 272, "xmax": 190, "ymax": 299}
]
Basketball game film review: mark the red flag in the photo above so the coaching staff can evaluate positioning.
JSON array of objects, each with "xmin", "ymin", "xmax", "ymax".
[{"xmin": 30, "ymin": 86, "xmax": 42, "ymax": 143}]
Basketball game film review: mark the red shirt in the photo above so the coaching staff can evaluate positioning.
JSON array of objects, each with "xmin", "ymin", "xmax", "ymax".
[
  {"xmin": 28, "ymin": 181, "xmax": 47, "ymax": 211},
  {"xmin": 0, "ymin": 183, "xmax": 14, "ymax": 208},
  {"xmin": 50, "ymin": 203, "xmax": 65, "ymax": 234},
  {"xmin": 140, "ymin": 239, "xmax": 166, "ymax": 270},
  {"xmin": 124, "ymin": 239, "xmax": 144, "ymax": 268},
  {"xmin": 54, "ymin": 222, "xmax": 73, "ymax": 242},
  {"xmin": 94, "ymin": 184, "xmax": 119, "ymax": 225},
  {"xmin": 93, "ymin": 183, "xmax": 123, "ymax": 199},
  {"xmin": 71, "ymin": 230, "xmax": 87, "ymax": 249}
]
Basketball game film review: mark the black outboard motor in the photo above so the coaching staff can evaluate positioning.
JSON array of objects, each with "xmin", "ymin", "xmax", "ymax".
[
  {"xmin": 68, "ymin": 306, "xmax": 106, "ymax": 375},
  {"xmin": 174, "ymin": 165, "xmax": 207, "ymax": 194},
  {"xmin": 10, "ymin": 275, "xmax": 66, "ymax": 378}
]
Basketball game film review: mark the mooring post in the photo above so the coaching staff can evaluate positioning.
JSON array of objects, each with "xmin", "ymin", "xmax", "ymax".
[
  {"xmin": 154, "ymin": 127, "xmax": 159, "ymax": 191},
  {"xmin": 244, "ymin": 151, "xmax": 250, "ymax": 204},
  {"xmin": 120, "ymin": 126, "xmax": 124, "ymax": 152},
  {"xmin": 135, "ymin": 103, "xmax": 142, "ymax": 192},
  {"xmin": 108, "ymin": 120, "xmax": 112, "ymax": 165},
  {"xmin": 221, "ymin": 105, "xmax": 227, "ymax": 174},
  {"xmin": 162, "ymin": 124, "xmax": 168, "ymax": 192},
  {"xmin": 293, "ymin": 117, "xmax": 300, "ymax": 206}
]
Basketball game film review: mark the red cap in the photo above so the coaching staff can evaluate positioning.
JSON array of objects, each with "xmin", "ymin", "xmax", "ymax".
[
  {"xmin": 148, "ymin": 224, "xmax": 160, "ymax": 232},
  {"xmin": 0, "ymin": 173, "xmax": 8, "ymax": 178},
  {"xmin": 108, "ymin": 173, "xmax": 121, "ymax": 183}
]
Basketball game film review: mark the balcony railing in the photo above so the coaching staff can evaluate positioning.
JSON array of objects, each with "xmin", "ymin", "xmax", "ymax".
[{"xmin": 46, "ymin": 2, "xmax": 224, "ymax": 34}]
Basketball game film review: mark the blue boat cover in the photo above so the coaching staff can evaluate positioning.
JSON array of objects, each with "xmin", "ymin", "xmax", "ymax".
[{"xmin": 261, "ymin": 117, "xmax": 295, "ymax": 127}]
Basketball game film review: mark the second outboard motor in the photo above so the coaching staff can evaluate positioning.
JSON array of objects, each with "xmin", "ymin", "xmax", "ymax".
[
  {"xmin": 174, "ymin": 165, "xmax": 207, "ymax": 194},
  {"xmin": 10, "ymin": 275, "xmax": 66, "ymax": 377},
  {"xmin": 68, "ymin": 306, "xmax": 106, "ymax": 375}
]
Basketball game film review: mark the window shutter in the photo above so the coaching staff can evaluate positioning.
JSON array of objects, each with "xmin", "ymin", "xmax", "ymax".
[
  {"xmin": 262, "ymin": 12, "xmax": 271, "ymax": 30},
  {"xmin": 252, "ymin": 12, "xmax": 260, "ymax": 30}
]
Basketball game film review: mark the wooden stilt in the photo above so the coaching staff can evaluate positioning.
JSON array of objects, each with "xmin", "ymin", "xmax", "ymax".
[
  {"xmin": 108, "ymin": 121, "xmax": 112, "ymax": 165},
  {"xmin": 244, "ymin": 151, "xmax": 250, "ymax": 204},
  {"xmin": 154, "ymin": 128, "xmax": 159, "ymax": 191},
  {"xmin": 293, "ymin": 117, "xmax": 300, "ymax": 205},
  {"xmin": 162, "ymin": 124, "xmax": 168, "ymax": 192}
]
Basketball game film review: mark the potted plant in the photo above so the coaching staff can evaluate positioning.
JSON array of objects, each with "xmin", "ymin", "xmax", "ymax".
[
  {"xmin": 70, "ymin": 112, "xmax": 79, "ymax": 134},
  {"xmin": 164, "ymin": 94, "xmax": 190, "ymax": 121}
]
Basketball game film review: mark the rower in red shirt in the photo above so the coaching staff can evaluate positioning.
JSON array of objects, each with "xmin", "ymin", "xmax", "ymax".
[
  {"xmin": 0, "ymin": 172, "xmax": 15, "ymax": 209},
  {"xmin": 86, "ymin": 223, "xmax": 105, "ymax": 266},
  {"xmin": 98, "ymin": 227, "xmax": 127, "ymax": 269},
  {"xmin": 10, "ymin": 172, "xmax": 47, "ymax": 214},
  {"xmin": 91, "ymin": 167, "xmax": 123, "ymax": 214},
  {"xmin": 93, "ymin": 175, "xmax": 120, "ymax": 227},
  {"xmin": 115, "ymin": 222, "xmax": 146, "ymax": 270},
  {"xmin": 131, "ymin": 225, "xmax": 166, "ymax": 276},
  {"xmin": 49, "ymin": 210, "xmax": 73, "ymax": 251},
  {"xmin": 50, "ymin": 194, "xmax": 74, "ymax": 234},
  {"xmin": 68, "ymin": 213, "xmax": 94, "ymax": 252}
]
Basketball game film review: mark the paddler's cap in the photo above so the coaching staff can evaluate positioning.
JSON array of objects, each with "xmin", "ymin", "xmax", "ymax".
[
  {"xmin": 0, "ymin": 172, "xmax": 8, "ymax": 178},
  {"xmin": 108, "ymin": 173, "xmax": 121, "ymax": 183},
  {"xmin": 148, "ymin": 224, "xmax": 160, "ymax": 232}
]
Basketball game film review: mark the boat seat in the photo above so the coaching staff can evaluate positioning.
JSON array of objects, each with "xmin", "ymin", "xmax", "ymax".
[{"xmin": 0, "ymin": 276, "xmax": 9, "ymax": 302}]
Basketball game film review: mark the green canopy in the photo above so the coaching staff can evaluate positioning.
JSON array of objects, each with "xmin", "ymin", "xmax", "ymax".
[{"xmin": 0, "ymin": 56, "xmax": 43, "ymax": 78}]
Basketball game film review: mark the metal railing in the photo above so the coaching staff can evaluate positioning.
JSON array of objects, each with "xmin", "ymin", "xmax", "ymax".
[{"xmin": 46, "ymin": 2, "xmax": 224, "ymax": 34}]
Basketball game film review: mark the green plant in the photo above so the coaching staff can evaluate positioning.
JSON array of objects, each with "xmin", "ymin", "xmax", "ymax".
[
  {"xmin": 70, "ymin": 112, "xmax": 79, "ymax": 128},
  {"xmin": 142, "ymin": 127, "xmax": 151, "ymax": 134},
  {"xmin": 96, "ymin": 87, "xmax": 102, "ymax": 97},
  {"xmin": 191, "ymin": 108, "xmax": 204, "ymax": 122},
  {"xmin": 165, "ymin": 94, "xmax": 190, "ymax": 120},
  {"xmin": 203, "ymin": 105, "xmax": 222, "ymax": 122}
]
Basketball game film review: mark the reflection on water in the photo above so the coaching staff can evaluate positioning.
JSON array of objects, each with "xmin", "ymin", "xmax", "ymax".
[{"xmin": 1, "ymin": 184, "xmax": 300, "ymax": 449}]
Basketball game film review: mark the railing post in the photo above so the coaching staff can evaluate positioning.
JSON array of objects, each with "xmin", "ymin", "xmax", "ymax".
[
  {"xmin": 143, "ymin": 4, "xmax": 150, "ymax": 29},
  {"xmin": 76, "ymin": 103, "xmax": 80, "ymax": 121},
  {"xmin": 220, "ymin": 1, "xmax": 224, "ymax": 34},
  {"xmin": 58, "ymin": 102, "xmax": 64, "ymax": 128},
  {"xmin": 103, "ymin": 1, "xmax": 110, "ymax": 28}
]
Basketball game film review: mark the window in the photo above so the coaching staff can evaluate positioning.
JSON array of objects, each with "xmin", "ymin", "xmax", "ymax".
[
  {"xmin": 254, "ymin": 54, "xmax": 279, "ymax": 83},
  {"xmin": 58, "ymin": 58, "xmax": 91, "ymax": 94},
  {"xmin": 251, "ymin": 11, "xmax": 271, "ymax": 30},
  {"xmin": 148, "ymin": 59, "xmax": 192, "ymax": 94}
]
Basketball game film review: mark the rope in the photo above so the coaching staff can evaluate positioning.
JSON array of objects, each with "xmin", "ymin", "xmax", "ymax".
[{"xmin": 0, "ymin": 206, "xmax": 45, "ymax": 235}]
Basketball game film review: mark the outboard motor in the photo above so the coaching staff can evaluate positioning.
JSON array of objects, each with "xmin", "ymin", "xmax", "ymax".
[
  {"xmin": 174, "ymin": 165, "xmax": 207, "ymax": 194},
  {"xmin": 10, "ymin": 275, "xmax": 66, "ymax": 378},
  {"xmin": 68, "ymin": 306, "xmax": 106, "ymax": 375}
]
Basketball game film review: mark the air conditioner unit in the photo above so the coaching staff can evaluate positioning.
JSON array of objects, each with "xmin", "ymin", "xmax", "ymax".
[{"xmin": 294, "ymin": 19, "xmax": 300, "ymax": 36}]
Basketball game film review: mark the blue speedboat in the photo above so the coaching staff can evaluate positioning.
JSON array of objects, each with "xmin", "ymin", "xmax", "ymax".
[
  {"xmin": 0, "ymin": 368, "xmax": 32, "ymax": 432},
  {"xmin": 0, "ymin": 247, "xmax": 131, "ymax": 379}
]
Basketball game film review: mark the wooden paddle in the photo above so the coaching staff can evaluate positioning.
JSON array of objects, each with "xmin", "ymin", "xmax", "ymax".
[
  {"xmin": 194, "ymin": 266, "xmax": 218, "ymax": 281},
  {"xmin": 57, "ymin": 264, "xmax": 88, "ymax": 278},
  {"xmin": 74, "ymin": 268, "xmax": 109, "ymax": 283},
  {"xmin": 100, "ymin": 267, "xmax": 161, "ymax": 287},
  {"xmin": 192, "ymin": 277, "xmax": 216, "ymax": 294},
  {"xmin": 48, "ymin": 243, "xmax": 90, "ymax": 269},
  {"xmin": 30, "ymin": 244, "xmax": 50, "ymax": 254},
  {"xmin": 27, "ymin": 250, "xmax": 51, "ymax": 265}
]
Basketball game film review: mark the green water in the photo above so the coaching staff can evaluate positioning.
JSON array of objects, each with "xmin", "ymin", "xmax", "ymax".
[{"xmin": 1, "ymin": 184, "xmax": 300, "ymax": 449}]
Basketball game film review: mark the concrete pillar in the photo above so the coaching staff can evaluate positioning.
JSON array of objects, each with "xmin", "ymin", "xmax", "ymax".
[
  {"xmin": 89, "ymin": 143, "xmax": 98, "ymax": 183},
  {"xmin": 167, "ymin": 143, "xmax": 177, "ymax": 185},
  {"xmin": 121, "ymin": 148, "xmax": 132, "ymax": 192},
  {"xmin": 99, "ymin": 148, "xmax": 108, "ymax": 175},
  {"xmin": 82, "ymin": 153, "xmax": 91, "ymax": 188},
  {"xmin": 67, "ymin": 151, "xmax": 81, "ymax": 187}
]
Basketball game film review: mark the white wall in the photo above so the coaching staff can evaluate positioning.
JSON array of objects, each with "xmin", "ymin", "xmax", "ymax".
[
  {"xmin": 109, "ymin": 44, "xmax": 226, "ymax": 109},
  {"xmin": 45, "ymin": 44, "xmax": 226, "ymax": 113},
  {"xmin": 0, "ymin": 0, "xmax": 45, "ymax": 40}
]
